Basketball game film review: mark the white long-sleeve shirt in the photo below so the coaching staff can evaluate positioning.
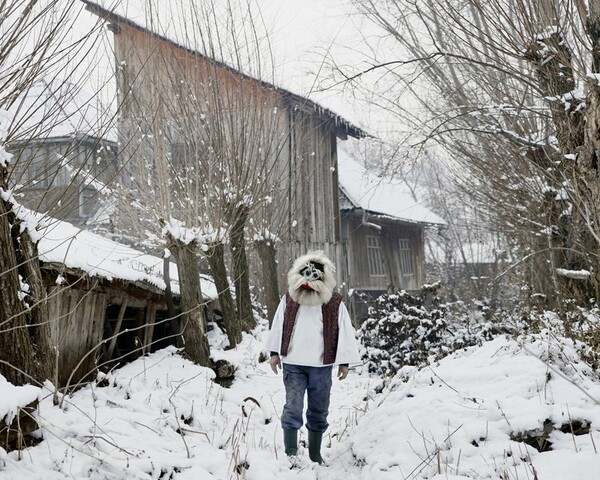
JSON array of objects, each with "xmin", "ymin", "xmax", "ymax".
[{"xmin": 265, "ymin": 295, "xmax": 362, "ymax": 367}]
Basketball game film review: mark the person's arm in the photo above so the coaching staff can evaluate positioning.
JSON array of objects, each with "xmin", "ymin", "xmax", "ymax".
[
  {"xmin": 269, "ymin": 352, "xmax": 282, "ymax": 374},
  {"xmin": 335, "ymin": 302, "xmax": 362, "ymax": 378},
  {"xmin": 266, "ymin": 297, "xmax": 286, "ymax": 374},
  {"xmin": 337, "ymin": 364, "xmax": 349, "ymax": 380}
]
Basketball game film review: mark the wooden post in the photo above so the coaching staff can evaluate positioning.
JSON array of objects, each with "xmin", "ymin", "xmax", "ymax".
[
  {"xmin": 143, "ymin": 304, "xmax": 156, "ymax": 354},
  {"xmin": 106, "ymin": 299, "xmax": 128, "ymax": 360}
]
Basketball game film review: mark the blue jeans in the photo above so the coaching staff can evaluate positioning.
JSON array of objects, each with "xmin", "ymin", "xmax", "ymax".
[{"xmin": 281, "ymin": 363, "xmax": 333, "ymax": 433}]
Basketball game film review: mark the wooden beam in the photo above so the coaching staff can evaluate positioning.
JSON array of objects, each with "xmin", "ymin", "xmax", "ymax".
[
  {"xmin": 143, "ymin": 304, "xmax": 156, "ymax": 354},
  {"xmin": 106, "ymin": 299, "xmax": 128, "ymax": 360}
]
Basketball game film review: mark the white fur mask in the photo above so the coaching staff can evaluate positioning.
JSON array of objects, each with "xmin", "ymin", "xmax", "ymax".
[{"xmin": 287, "ymin": 251, "xmax": 336, "ymax": 306}]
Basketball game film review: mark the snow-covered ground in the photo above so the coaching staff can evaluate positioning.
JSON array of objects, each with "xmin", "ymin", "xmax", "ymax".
[{"xmin": 2, "ymin": 323, "xmax": 600, "ymax": 479}]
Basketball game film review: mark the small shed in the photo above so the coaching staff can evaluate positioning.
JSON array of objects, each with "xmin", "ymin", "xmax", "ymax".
[
  {"xmin": 35, "ymin": 212, "xmax": 217, "ymax": 387},
  {"xmin": 337, "ymin": 150, "xmax": 445, "ymax": 321}
]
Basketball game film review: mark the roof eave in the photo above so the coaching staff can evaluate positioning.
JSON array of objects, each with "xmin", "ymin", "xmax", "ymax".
[{"xmin": 82, "ymin": 0, "xmax": 367, "ymax": 139}]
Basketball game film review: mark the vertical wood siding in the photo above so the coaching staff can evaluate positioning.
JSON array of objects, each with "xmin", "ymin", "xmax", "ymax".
[
  {"xmin": 48, "ymin": 286, "xmax": 107, "ymax": 386},
  {"xmin": 113, "ymin": 25, "xmax": 346, "ymax": 296},
  {"xmin": 341, "ymin": 214, "xmax": 426, "ymax": 292}
]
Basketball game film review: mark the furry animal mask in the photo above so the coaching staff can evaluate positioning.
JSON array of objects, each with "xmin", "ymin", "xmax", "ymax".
[{"xmin": 288, "ymin": 251, "xmax": 336, "ymax": 306}]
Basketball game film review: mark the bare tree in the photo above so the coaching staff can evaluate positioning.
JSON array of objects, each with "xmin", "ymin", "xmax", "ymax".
[
  {"xmin": 0, "ymin": 1, "xmax": 112, "ymax": 385},
  {"xmin": 106, "ymin": 0, "xmax": 288, "ymax": 353},
  {"xmin": 332, "ymin": 0, "xmax": 600, "ymax": 306}
]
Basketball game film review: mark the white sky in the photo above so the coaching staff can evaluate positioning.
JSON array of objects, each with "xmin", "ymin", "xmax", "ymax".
[{"xmin": 47, "ymin": 0, "xmax": 401, "ymax": 139}]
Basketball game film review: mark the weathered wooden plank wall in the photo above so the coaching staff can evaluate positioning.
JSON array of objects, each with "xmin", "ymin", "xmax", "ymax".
[
  {"xmin": 341, "ymin": 214, "xmax": 425, "ymax": 292},
  {"xmin": 48, "ymin": 286, "xmax": 107, "ymax": 386},
  {"xmin": 112, "ymin": 22, "xmax": 349, "ymax": 302}
]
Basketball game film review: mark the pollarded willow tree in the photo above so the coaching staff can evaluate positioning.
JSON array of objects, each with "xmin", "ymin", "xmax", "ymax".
[
  {"xmin": 103, "ymin": 0, "xmax": 289, "ymax": 355},
  {"xmin": 0, "ymin": 0, "xmax": 109, "ymax": 385},
  {"xmin": 333, "ymin": 0, "xmax": 600, "ymax": 306}
]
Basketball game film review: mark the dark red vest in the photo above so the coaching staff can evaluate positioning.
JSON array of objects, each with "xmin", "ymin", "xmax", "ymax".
[{"xmin": 280, "ymin": 292, "xmax": 342, "ymax": 364}]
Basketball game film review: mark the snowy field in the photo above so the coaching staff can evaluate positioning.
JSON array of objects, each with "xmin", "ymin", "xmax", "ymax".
[{"xmin": 2, "ymin": 321, "xmax": 600, "ymax": 479}]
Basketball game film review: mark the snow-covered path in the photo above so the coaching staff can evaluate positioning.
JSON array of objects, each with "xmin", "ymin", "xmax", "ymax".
[
  {"xmin": 0, "ymin": 322, "xmax": 373, "ymax": 479},
  {"xmin": 3, "ymin": 323, "xmax": 600, "ymax": 479}
]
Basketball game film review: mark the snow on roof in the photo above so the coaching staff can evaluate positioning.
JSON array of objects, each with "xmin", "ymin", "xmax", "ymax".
[
  {"xmin": 35, "ymin": 213, "xmax": 216, "ymax": 299},
  {"xmin": 337, "ymin": 148, "xmax": 446, "ymax": 226},
  {"xmin": 81, "ymin": 0, "xmax": 366, "ymax": 138},
  {"xmin": 7, "ymin": 79, "xmax": 117, "ymax": 143}
]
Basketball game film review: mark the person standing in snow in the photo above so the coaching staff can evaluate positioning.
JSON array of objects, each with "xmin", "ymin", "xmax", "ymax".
[{"xmin": 266, "ymin": 251, "xmax": 361, "ymax": 464}]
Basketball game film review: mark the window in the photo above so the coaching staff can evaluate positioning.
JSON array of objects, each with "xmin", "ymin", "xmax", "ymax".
[
  {"xmin": 79, "ymin": 187, "xmax": 96, "ymax": 218},
  {"xmin": 366, "ymin": 235, "xmax": 386, "ymax": 276},
  {"xmin": 398, "ymin": 238, "xmax": 414, "ymax": 276},
  {"xmin": 30, "ymin": 160, "xmax": 49, "ymax": 189}
]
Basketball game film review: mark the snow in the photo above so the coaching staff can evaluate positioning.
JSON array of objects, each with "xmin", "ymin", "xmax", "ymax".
[
  {"xmin": 252, "ymin": 228, "xmax": 280, "ymax": 244},
  {"xmin": 0, "ymin": 376, "xmax": 40, "ymax": 426},
  {"xmin": 2, "ymin": 321, "xmax": 599, "ymax": 479},
  {"xmin": 557, "ymin": 269, "xmax": 591, "ymax": 280},
  {"xmin": 32, "ymin": 211, "xmax": 217, "ymax": 298},
  {"xmin": 0, "ymin": 109, "xmax": 13, "ymax": 167},
  {"xmin": 351, "ymin": 333, "xmax": 600, "ymax": 479},
  {"xmin": 162, "ymin": 217, "xmax": 203, "ymax": 246},
  {"xmin": 337, "ymin": 148, "xmax": 446, "ymax": 226}
]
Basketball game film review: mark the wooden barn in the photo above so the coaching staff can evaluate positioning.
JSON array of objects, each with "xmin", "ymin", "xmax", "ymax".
[
  {"xmin": 36, "ymin": 214, "xmax": 217, "ymax": 387},
  {"xmin": 7, "ymin": 80, "xmax": 117, "ymax": 229},
  {"xmin": 337, "ymin": 150, "xmax": 445, "ymax": 321},
  {"xmin": 82, "ymin": 0, "xmax": 366, "ymax": 303}
]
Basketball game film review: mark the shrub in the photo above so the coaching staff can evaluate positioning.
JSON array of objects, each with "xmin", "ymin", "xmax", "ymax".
[{"xmin": 359, "ymin": 283, "xmax": 496, "ymax": 377}]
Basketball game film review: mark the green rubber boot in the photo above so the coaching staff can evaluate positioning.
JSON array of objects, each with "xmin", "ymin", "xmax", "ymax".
[
  {"xmin": 283, "ymin": 429, "xmax": 298, "ymax": 456},
  {"xmin": 308, "ymin": 429, "xmax": 324, "ymax": 464}
]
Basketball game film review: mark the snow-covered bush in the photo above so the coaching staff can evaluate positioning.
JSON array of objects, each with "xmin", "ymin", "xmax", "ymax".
[
  {"xmin": 359, "ymin": 283, "xmax": 498, "ymax": 377},
  {"xmin": 550, "ymin": 303, "xmax": 600, "ymax": 370},
  {"xmin": 492, "ymin": 299, "xmax": 600, "ymax": 370}
]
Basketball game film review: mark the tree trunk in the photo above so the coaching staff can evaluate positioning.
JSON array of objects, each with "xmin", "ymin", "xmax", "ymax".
[
  {"xmin": 524, "ymin": 27, "xmax": 596, "ymax": 302},
  {"xmin": 163, "ymin": 254, "xmax": 183, "ymax": 348},
  {"xmin": 255, "ymin": 239, "xmax": 280, "ymax": 326},
  {"xmin": 580, "ymin": 2, "xmax": 600, "ymax": 300},
  {"xmin": 169, "ymin": 238, "xmax": 211, "ymax": 366},
  {"xmin": 229, "ymin": 205, "xmax": 255, "ymax": 332},
  {"xmin": 205, "ymin": 241, "xmax": 241, "ymax": 348},
  {"xmin": 0, "ymin": 169, "xmax": 52, "ymax": 385},
  {"xmin": 17, "ymin": 228, "xmax": 53, "ymax": 374}
]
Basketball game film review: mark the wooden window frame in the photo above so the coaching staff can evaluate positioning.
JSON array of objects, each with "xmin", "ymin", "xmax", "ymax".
[
  {"xmin": 366, "ymin": 235, "xmax": 386, "ymax": 277},
  {"xmin": 79, "ymin": 187, "xmax": 96, "ymax": 218},
  {"xmin": 397, "ymin": 238, "xmax": 414, "ymax": 277}
]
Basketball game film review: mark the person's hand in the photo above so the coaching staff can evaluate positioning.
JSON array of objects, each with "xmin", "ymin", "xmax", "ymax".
[
  {"xmin": 338, "ymin": 365, "xmax": 349, "ymax": 380},
  {"xmin": 269, "ymin": 354, "xmax": 281, "ymax": 374}
]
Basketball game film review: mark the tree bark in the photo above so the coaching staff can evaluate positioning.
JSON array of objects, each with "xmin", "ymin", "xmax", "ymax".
[
  {"xmin": 229, "ymin": 205, "xmax": 255, "ymax": 332},
  {"xmin": 0, "ymin": 169, "xmax": 53, "ymax": 385},
  {"xmin": 205, "ymin": 241, "xmax": 241, "ymax": 347},
  {"xmin": 254, "ymin": 239, "xmax": 280, "ymax": 326},
  {"xmin": 163, "ymin": 254, "xmax": 183, "ymax": 348},
  {"xmin": 581, "ymin": 2, "xmax": 600, "ymax": 299},
  {"xmin": 169, "ymin": 238, "xmax": 211, "ymax": 366}
]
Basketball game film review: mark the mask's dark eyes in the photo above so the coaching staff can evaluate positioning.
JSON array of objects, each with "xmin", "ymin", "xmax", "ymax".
[{"xmin": 301, "ymin": 263, "xmax": 324, "ymax": 281}]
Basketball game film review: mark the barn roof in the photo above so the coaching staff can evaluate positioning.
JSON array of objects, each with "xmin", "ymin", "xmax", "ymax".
[
  {"xmin": 81, "ymin": 0, "xmax": 367, "ymax": 139},
  {"xmin": 338, "ymin": 148, "xmax": 446, "ymax": 226},
  {"xmin": 25, "ymin": 209, "xmax": 217, "ymax": 298}
]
